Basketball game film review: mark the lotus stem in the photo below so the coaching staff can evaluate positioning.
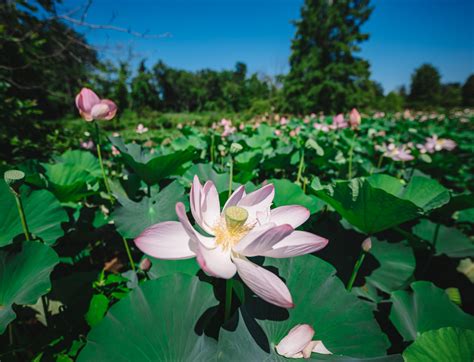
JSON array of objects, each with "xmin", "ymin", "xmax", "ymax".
[
  {"xmin": 346, "ymin": 250, "xmax": 366, "ymax": 292},
  {"xmin": 14, "ymin": 193, "xmax": 30, "ymax": 241},
  {"xmin": 122, "ymin": 236, "xmax": 136, "ymax": 272},
  {"xmin": 95, "ymin": 122, "xmax": 112, "ymax": 199},
  {"xmin": 228, "ymin": 156, "xmax": 233, "ymax": 199},
  {"xmin": 347, "ymin": 132, "xmax": 357, "ymax": 179},
  {"xmin": 224, "ymin": 279, "xmax": 233, "ymax": 321},
  {"xmin": 210, "ymin": 133, "xmax": 215, "ymax": 163},
  {"xmin": 296, "ymin": 148, "xmax": 305, "ymax": 184}
]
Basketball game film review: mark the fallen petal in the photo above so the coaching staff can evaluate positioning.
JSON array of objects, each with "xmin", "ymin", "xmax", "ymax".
[{"xmin": 275, "ymin": 324, "xmax": 315, "ymax": 357}]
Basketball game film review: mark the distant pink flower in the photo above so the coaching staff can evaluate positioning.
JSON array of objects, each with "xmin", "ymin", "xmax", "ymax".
[
  {"xmin": 421, "ymin": 135, "xmax": 457, "ymax": 153},
  {"xmin": 177, "ymin": 123, "xmax": 183, "ymax": 129},
  {"xmin": 275, "ymin": 130, "xmax": 282, "ymax": 136},
  {"xmin": 239, "ymin": 123, "xmax": 245, "ymax": 130},
  {"xmin": 376, "ymin": 143, "xmax": 414, "ymax": 162},
  {"xmin": 135, "ymin": 176, "xmax": 328, "ymax": 308},
  {"xmin": 280, "ymin": 117, "xmax": 289, "ymax": 126},
  {"xmin": 136, "ymin": 123, "xmax": 149, "ymax": 134},
  {"xmin": 80, "ymin": 140, "xmax": 94, "ymax": 150},
  {"xmin": 332, "ymin": 114, "xmax": 348, "ymax": 129},
  {"xmin": 349, "ymin": 108, "xmax": 361, "ymax": 129},
  {"xmin": 275, "ymin": 324, "xmax": 332, "ymax": 358},
  {"xmin": 111, "ymin": 145, "xmax": 120, "ymax": 156},
  {"xmin": 112, "ymin": 132, "xmax": 120, "ymax": 137},
  {"xmin": 75, "ymin": 88, "xmax": 117, "ymax": 122}
]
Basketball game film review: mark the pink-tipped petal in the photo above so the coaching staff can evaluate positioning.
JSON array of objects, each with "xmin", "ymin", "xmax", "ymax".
[
  {"xmin": 262, "ymin": 231, "xmax": 328, "ymax": 258},
  {"xmin": 201, "ymin": 181, "xmax": 221, "ymax": 231},
  {"xmin": 270, "ymin": 205, "xmax": 310, "ymax": 228},
  {"xmin": 100, "ymin": 99, "xmax": 117, "ymax": 120},
  {"xmin": 234, "ymin": 224, "xmax": 294, "ymax": 257},
  {"xmin": 91, "ymin": 103, "xmax": 111, "ymax": 120},
  {"xmin": 237, "ymin": 184, "xmax": 275, "ymax": 222},
  {"xmin": 275, "ymin": 324, "xmax": 315, "ymax": 357},
  {"xmin": 311, "ymin": 340, "xmax": 332, "ymax": 355},
  {"xmin": 190, "ymin": 176, "xmax": 204, "ymax": 229},
  {"xmin": 75, "ymin": 88, "xmax": 100, "ymax": 114},
  {"xmin": 134, "ymin": 221, "xmax": 195, "ymax": 259},
  {"xmin": 195, "ymin": 243, "xmax": 237, "ymax": 279},
  {"xmin": 175, "ymin": 202, "xmax": 215, "ymax": 248},
  {"xmin": 223, "ymin": 185, "xmax": 246, "ymax": 210},
  {"xmin": 233, "ymin": 257, "xmax": 293, "ymax": 308}
]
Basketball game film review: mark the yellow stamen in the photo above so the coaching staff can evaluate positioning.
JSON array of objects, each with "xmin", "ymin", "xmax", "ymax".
[{"xmin": 213, "ymin": 206, "xmax": 252, "ymax": 250}]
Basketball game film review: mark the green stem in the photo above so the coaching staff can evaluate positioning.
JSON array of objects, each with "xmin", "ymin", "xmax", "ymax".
[
  {"xmin": 41, "ymin": 295, "xmax": 50, "ymax": 327},
  {"xmin": 347, "ymin": 132, "xmax": 357, "ymax": 180},
  {"xmin": 14, "ymin": 193, "xmax": 30, "ymax": 241},
  {"xmin": 122, "ymin": 236, "xmax": 136, "ymax": 272},
  {"xmin": 224, "ymin": 279, "xmax": 233, "ymax": 321},
  {"xmin": 228, "ymin": 156, "xmax": 233, "ymax": 199},
  {"xmin": 432, "ymin": 223, "xmax": 440, "ymax": 250},
  {"xmin": 210, "ymin": 134, "xmax": 215, "ymax": 163},
  {"xmin": 346, "ymin": 251, "xmax": 366, "ymax": 292},
  {"xmin": 95, "ymin": 122, "xmax": 112, "ymax": 199},
  {"xmin": 296, "ymin": 149, "xmax": 305, "ymax": 184}
]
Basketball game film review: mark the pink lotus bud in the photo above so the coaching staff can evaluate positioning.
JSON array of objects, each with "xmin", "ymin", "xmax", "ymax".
[
  {"xmin": 349, "ymin": 108, "xmax": 361, "ymax": 129},
  {"xmin": 75, "ymin": 88, "xmax": 117, "ymax": 121},
  {"xmin": 362, "ymin": 238, "xmax": 372, "ymax": 252},
  {"xmin": 111, "ymin": 145, "xmax": 120, "ymax": 156},
  {"xmin": 275, "ymin": 130, "xmax": 282, "ymax": 136},
  {"xmin": 139, "ymin": 258, "xmax": 152, "ymax": 271}
]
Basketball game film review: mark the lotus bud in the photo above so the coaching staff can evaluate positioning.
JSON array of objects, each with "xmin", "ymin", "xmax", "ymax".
[
  {"xmin": 361, "ymin": 237, "xmax": 372, "ymax": 253},
  {"xmin": 139, "ymin": 258, "xmax": 152, "ymax": 272},
  {"xmin": 4, "ymin": 170, "xmax": 25, "ymax": 194},
  {"xmin": 75, "ymin": 88, "xmax": 117, "ymax": 121},
  {"xmin": 275, "ymin": 324, "xmax": 315, "ymax": 358},
  {"xmin": 349, "ymin": 108, "xmax": 361, "ymax": 129}
]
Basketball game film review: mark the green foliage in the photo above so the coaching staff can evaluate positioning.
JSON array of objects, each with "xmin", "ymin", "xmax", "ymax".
[
  {"xmin": 408, "ymin": 64, "xmax": 442, "ymax": 108},
  {"xmin": 462, "ymin": 74, "xmax": 474, "ymax": 107},
  {"xmin": 283, "ymin": 0, "xmax": 373, "ymax": 113}
]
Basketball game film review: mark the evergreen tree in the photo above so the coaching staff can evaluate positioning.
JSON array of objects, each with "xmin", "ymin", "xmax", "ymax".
[
  {"xmin": 114, "ymin": 62, "xmax": 130, "ymax": 111},
  {"xmin": 462, "ymin": 74, "xmax": 474, "ymax": 107},
  {"xmin": 283, "ymin": 0, "xmax": 373, "ymax": 114},
  {"xmin": 408, "ymin": 63, "xmax": 441, "ymax": 108},
  {"xmin": 130, "ymin": 60, "xmax": 158, "ymax": 112},
  {"xmin": 440, "ymin": 83, "xmax": 462, "ymax": 109}
]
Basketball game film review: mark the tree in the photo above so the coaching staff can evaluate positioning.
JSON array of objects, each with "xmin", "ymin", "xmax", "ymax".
[
  {"xmin": 114, "ymin": 62, "xmax": 130, "ymax": 111},
  {"xmin": 408, "ymin": 64, "xmax": 441, "ymax": 108},
  {"xmin": 283, "ymin": 0, "xmax": 373, "ymax": 114},
  {"xmin": 462, "ymin": 74, "xmax": 474, "ymax": 107},
  {"xmin": 440, "ymin": 83, "xmax": 462, "ymax": 109},
  {"xmin": 130, "ymin": 60, "xmax": 159, "ymax": 113}
]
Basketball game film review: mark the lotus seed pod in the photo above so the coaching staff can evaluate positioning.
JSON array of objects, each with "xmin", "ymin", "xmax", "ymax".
[
  {"xmin": 230, "ymin": 142, "xmax": 243, "ymax": 154},
  {"xmin": 225, "ymin": 206, "xmax": 248, "ymax": 230},
  {"xmin": 4, "ymin": 169, "xmax": 25, "ymax": 193},
  {"xmin": 361, "ymin": 237, "xmax": 372, "ymax": 253}
]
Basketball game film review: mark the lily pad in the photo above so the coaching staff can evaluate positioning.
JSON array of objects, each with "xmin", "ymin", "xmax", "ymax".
[
  {"xmin": 365, "ymin": 239, "xmax": 415, "ymax": 293},
  {"xmin": 78, "ymin": 274, "xmax": 218, "ymax": 361},
  {"xmin": 147, "ymin": 257, "xmax": 200, "ymax": 279},
  {"xmin": 182, "ymin": 163, "xmax": 236, "ymax": 194},
  {"xmin": 42, "ymin": 150, "xmax": 102, "ymax": 202},
  {"xmin": 110, "ymin": 136, "xmax": 196, "ymax": 185},
  {"xmin": 0, "ymin": 183, "xmax": 68, "ymax": 246},
  {"xmin": 389, "ymin": 281, "xmax": 474, "ymax": 341},
  {"xmin": 112, "ymin": 181, "xmax": 187, "ymax": 239},
  {"xmin": 0, "ymin": 241, "xmax": 59, "ymax": 333},
  {"xmin": 403, "ymin": 327, "xmax": 474, "ymax": 362},
  {"xmin": 412, "ymin": 219, "xmax": 474, "ymax": 258},
  {"xmin": 227, "ymin": 255, "xmax": 390, "ymax": 358},
  {"xmin": 311, "ymin": 174, "xmax": 448, "ymax": 234},
  {"xmin": 270, "ymin": 179, "xmax": 323, "ymax": 215}
]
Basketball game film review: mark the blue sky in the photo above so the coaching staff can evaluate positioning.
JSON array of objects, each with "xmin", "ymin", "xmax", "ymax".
[{"xmin": 60, "ymin": 0, "xmax": 473, "ymax": 93}]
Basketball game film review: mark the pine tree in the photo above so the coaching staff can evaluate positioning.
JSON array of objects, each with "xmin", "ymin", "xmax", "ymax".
[
  {"xmin": 408, "ymin": 64, "xmax": 441, "ymax": 108},
  {"xmin": 283, "ymin": 0, "xmax": 373, "ymax": 114},
  {"xmin": 462, "ymin": 74, "xmax": 474, "ymax": 107}
]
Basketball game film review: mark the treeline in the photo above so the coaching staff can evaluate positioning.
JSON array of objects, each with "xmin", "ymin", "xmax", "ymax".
[{"xmin": 93, "ymin": 60, "xmax": 277, "ymax": 115}]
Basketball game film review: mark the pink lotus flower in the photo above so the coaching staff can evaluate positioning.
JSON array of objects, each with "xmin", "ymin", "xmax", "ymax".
[
  {"xmin": 275, "ymin": 324, "xmax": 332, "ymax": 358},
  {"xmin": 111, "ymin": 145, "xmax": 120, "ymax": 156},
  {"xmin": 275, "ymin": 130, "xmax": 282, "ymax": 136},
  {"xmin": 349, "ymin": 108, "xmax": 361, "ymax": 129},
  {"xmin": 375, "ymin": 143, "xmax": 414, "ymax": 162},
  {"xmin": 332, "ymin": 114, "xmax": 348, "ymax": 129},
  {"xmin": 422, "ymin": 135, "xmax": 457, "ymax": 153},
  {"xmin": 75, "ymin": 88, "xmax": 117, "ymax": 122},
  {"xmin": 135, "ymin": 177, "xmax": 328, "ymax": 308},
  {"xmin": 80, "ymin": 140, "xmax": 94, "ymax": 150},
  {"xmin": 136, "ymin": 123, "xmax": 149, "ymax": 134},
  {"xmin": 280, "ymin": 117, "xmax": 289, "ymax": 126}
]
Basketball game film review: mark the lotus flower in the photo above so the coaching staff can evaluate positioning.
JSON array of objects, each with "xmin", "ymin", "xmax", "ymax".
[
  {"xmin": 275, "ymin": 324, "xmax": 332, "ymax": 358},
  {"xmin": 375, "ymin": 143, "xmax": 414, "ymax": 162},
  {"xmin": 136, "ymin": 123, "xmax": 149, "ymax": 134},
  {"xmin": 75, "ymin": 88, "xmax": 117, "ymax": 122},
  {"xmin": 349, "ymin": 108, "xmax": 361, "ymax": 129},
  {"xmin": 332, "ymin": 114, "xmax": 348, "ymax": 129},
  {"xmin": 135, "ymin": 177, "xmax": 328, "ymax": 308},
  {"xmin": 421, "ymin": 135, "xmax": 457, "ymax": 154}
]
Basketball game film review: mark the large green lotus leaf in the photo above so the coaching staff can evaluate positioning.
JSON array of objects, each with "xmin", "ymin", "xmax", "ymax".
[
  {"xmin": 182, "ymin": 163, "xmax": 236, "ymax": 193},
  {"xmin": 0, "ymin": 183, "xmax": 68, "ymax": 246},
  {"xmin": 311, "ymin": 177, "xmax": 422, "ymax": 234},
  {"xmin": 78, "ymin": 274, "xmax": 218, "ymax": 361},
  {"xmin": 147, "ymin": 257, "xmax": 200, "ymax": 279},
  {"xmin": 110, "ymin": 136, "xmax": 196, "ymax": 185},
  {"xmin": 234, "ymin": 150, "xmax": 262, "ymax": 172},
  {"xmin": 42, "ymin": 150, "xmax": 102, "ymax": 202},
  {"xmin": 398, "ymin": 176, "xmax": 450, "ymax": 212},
  {"xmin": 226, "ymin": 255, "xmax": 389, "ymax": 358},
  {"xmin": 456, "ymin": 208, "xmax": 474, "ymax": 224},
  {"xmin": 365, "ymin": 239, "xmax": 415, "ymax": 293},
  {"xmin": 217, "ymin": 310, "xmax": 402, "ymax": 361},
  {"xmin": 412, "ymin": 219, "xmax": 474, "ymax": 258},
  {"xmin": 0, "ymin": 241, "xmax": 59, "ymax": 334},
  {"xmin": 270, "ymin": 179, "xmax": 323, "ymax": 215},
  {"xmin": 389, "ymin": 281, "xmax": 474, "ymax": 341},
  {"xmin": 112, "ymin": 181, "xmax": 187, "ymax": 239},
  {"xmin": 403, "ymin": 327, "xmax": 474, "ymax": 362}
]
